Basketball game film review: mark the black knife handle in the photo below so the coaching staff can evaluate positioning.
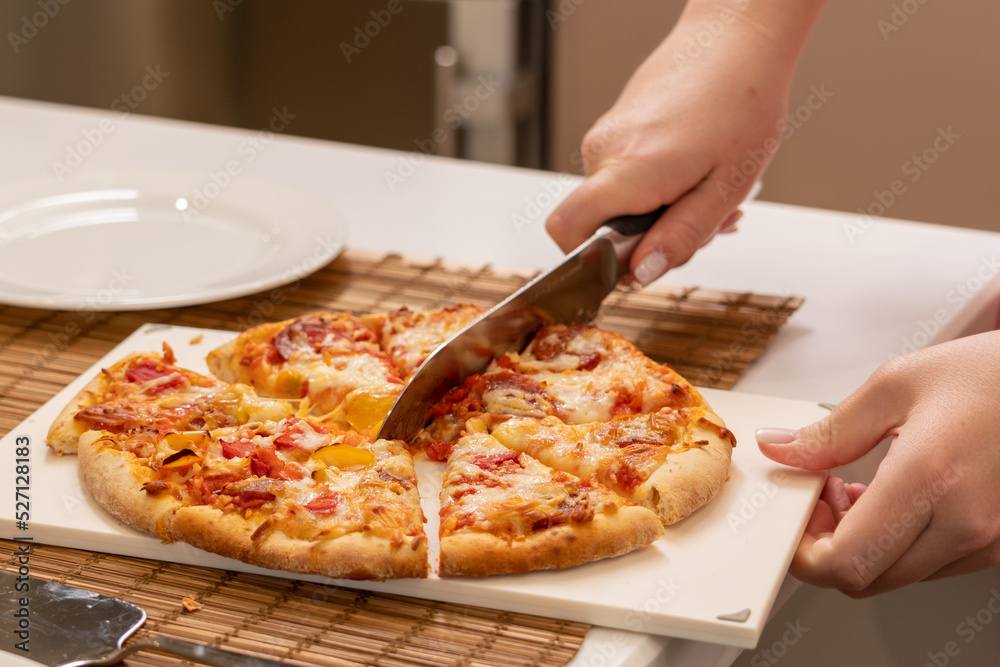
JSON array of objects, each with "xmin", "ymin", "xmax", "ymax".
[{"xmin": 602, "ymin": 205, "xmax": 668, "ymax": 237}]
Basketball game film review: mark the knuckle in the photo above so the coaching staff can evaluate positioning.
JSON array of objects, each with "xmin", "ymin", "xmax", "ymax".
[{"xmin": 828, "ymin": 552, "xmax": 874, "ymax": 593}]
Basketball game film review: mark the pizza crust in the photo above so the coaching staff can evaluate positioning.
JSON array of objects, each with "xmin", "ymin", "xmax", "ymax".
[
  {"xmin": 171, "ymin": 507, "xmax": 428, "ymax": 580},
  {"xmin": 440, "ymin": 505, "xmax": 663, "ymax": 577},
  {"xmin": 46, "ymin": 373, "xmax": 106, "ymax": 455},
  {"xmin": 638, "ymin": 420, "xmax": 733, "ymax": 525},
  {"xmin": 78, "ymin": 431, "xmax": 181, "ymax": 540}
]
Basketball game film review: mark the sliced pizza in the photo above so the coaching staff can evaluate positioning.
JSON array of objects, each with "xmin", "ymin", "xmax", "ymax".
[
  {"xmin": 46, "ymin": 344, "xmax": 292, "ymax": 455},
  {"xmin": 419, "ymin": 323, "xmax": 705, "ymax": 448},
  {"xmin": 438, "ymin": 424, "xmax": 663, "ymax": 577},
  {"xmin": 362, "ymin": 304, "xmax": 486, "ymax": 379},
  {"xmin": 206, "ymin": 312, "xmax": 403, "ymax": 435},
  {"xmin": 486, "ymin": 406, "xmax": 735, "ymax": 524},
  {"xmin": 77, "ymin": 415, "xmax": 428, "ymax": 580}
]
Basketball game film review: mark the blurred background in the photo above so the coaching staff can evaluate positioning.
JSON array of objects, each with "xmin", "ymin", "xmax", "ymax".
[{"xmin": 1, "ymin": 0, "xmax": 996, "ymax": 232}]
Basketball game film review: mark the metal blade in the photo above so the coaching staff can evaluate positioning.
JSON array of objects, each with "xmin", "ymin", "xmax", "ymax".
[
  {"xmin": 0, "ymin": 570, "xmax": 146, "ymax": 666},
  {"xmin": 377, "ymin": 224, "xmax": 635, "ymax": 442}
]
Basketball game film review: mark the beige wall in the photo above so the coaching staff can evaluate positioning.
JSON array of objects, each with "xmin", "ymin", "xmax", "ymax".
[{"xmin": 549, "ymin": 0, "xmax": 1000, "ymax": 232}]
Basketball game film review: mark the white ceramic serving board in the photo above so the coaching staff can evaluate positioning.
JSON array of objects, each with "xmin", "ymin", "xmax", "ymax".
[{"xmin": 0, "ymin": 324, "xmax": 826, "ymax": 648}]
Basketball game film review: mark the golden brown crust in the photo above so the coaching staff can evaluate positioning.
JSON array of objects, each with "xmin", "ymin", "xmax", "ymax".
[
  {"xmin": 46, "ymin": 373, "xmax": 107, "ymax": 455},
  {"xmin": 77, "ymin": 431, "xmax": 181, "ymax": 540},
  {"xmin": 171, "ymin": 508, "xmax": 428, "ymax": 580},
  {"xmin": 440, "ymin": 506, "xmax": 662, "ymax": 577},
  {"xmin": 637, "ymin": 420, "xmax": 733, "ymax": 525},
  {"xmin": 205, "ymin": 321, "xmax": 288, "ymax": 385},
  {"xmin": 78, "ymin": 425, "xmax": 429, "ymax": 580},
  {"xmin": 487, "ymin": 407, "xmax": 735, "ymax": 525}
]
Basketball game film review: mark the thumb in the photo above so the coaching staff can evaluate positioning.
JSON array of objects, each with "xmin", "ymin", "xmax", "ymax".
[{"xmin": 756, "ymin": 385, "xmax": 905, "ymax": 470}]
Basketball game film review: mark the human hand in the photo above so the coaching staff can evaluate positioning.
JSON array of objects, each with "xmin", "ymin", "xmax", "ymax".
[
  {"xmin": 546, "ymin": 1, "xmax": 813, "ymax": 284},
  {"xmin": 756, "ymin": 331, "xmax": 1000, "ymax": 597}
]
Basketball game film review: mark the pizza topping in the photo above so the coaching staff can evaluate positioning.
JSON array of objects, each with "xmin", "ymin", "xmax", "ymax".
[
  {"xmin": 141, "ymin": 480, "xmax": 171, "ymax": 496},
  {"xmin": 75, "ymin": 405, "xmax": 138, "ymax": 430},
  {"xmin": 304, "ymin": 489, "xmax": 343, "ymax": 514},
  {"xmin": 311, "ymin": 444, "xmax": 376, "ymax": 469},
  {"xmin": 219, "ymin": 478, "xmax": 281, "ymax": 509},
  {"xmin": 471, "ymin": 450, "xmax": 521, "ymax": 472},
  {"xmin": 160, "ymin": 448, "xmax": 200, "ymax": 469},
  {"xmin": 250, "ymin": 443, "xmax": 285, "ymax": 478},
  {"xmin": 220, "ymin": 437, "xmax": 254, "ymax": 460},
  {"xmin": 273, "ymin": 416, "xmax": 329, "ymax": 452}
]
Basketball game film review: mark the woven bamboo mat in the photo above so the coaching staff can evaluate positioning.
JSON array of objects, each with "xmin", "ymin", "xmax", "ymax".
[
  {"xmin": 0, "ymin": 541, "xmax": 587, "ymax": 666},
  {"xmin": 0, "ymin": 248, "xmax": 803, "ymax": 666}
]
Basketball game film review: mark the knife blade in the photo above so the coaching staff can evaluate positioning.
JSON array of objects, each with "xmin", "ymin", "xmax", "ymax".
[{"xmin": 376, "ymin": 205, "xmax": 667, "ymax": 442}]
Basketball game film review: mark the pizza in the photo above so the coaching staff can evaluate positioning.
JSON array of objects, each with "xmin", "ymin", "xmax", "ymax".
[
  {"xmin": 47, "ymin": 344, "xmax": 292, "ymax": 455},
  {"xmin": 439, "ymin": 421, "xmax": 663, "ymax": 576},
  {"xmin": 77, "ymin": 416, "xmax": 428, "ymax": 580},
  {"xmin": 46, "ymin": 306, "xmax": 735, "ymax": 580}
]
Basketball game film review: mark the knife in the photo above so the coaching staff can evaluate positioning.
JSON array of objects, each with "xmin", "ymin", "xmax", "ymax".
[{"xmin": 376, "ymin": 205, "xmax": 668, "ymax": 442}]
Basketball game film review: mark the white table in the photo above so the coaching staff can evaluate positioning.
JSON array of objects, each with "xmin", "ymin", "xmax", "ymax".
[{"xmin": 3, "ymin": 95, "xmax": 1000, "ymax": 666}]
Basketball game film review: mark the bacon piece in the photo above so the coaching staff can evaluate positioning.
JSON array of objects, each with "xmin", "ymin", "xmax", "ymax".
[
  {"xmin": 75, "ymin": 405, "xmax": 138, "ymax": 431},
  {"xmin": 220, "ymin": 437, "xmax": 254, "ymax": 460},
  {"xmin": 126, "ymin": 361, "xmax": 172, "ymax": 384},
  {"xmin": 531, "ymin": 324, "xmax": 587, "ymax": 360},
  {"xmin": 273, "ymin": 416, "xmax": 329, "ymax": 452},
  {"xmin": 251, "ymin": 443, "xmax": 284, "ymax": 478},
  {"xmin": 425, "ymin": 440, "xmax": 454, "ymax": 462},
  {"xmin": 219, "ymin": 478, "xmax": 281, "ymax": 510},
  {"xmin": 304, "ymin": 489, "xmax": 342, "ymax": 514},
  {"xmin": 612, "ymin": 463, "xmax": 643, "ymax": 491},
  {"xmin": 471, "ymin": 450, "xmax": 521, "ymax": 472}
]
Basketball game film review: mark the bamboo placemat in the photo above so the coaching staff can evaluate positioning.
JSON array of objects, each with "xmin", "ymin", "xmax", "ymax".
[
  {"xmin": 0, "ymin": 248, "xmax": 802, "ymax": 666},
  {"xmin": 0, "ymin": 541, "xmax": 588, "ymax": 666}
]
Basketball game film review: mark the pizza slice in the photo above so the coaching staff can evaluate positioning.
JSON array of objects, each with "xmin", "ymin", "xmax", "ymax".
[
  {"xmin": 438, "ymin": 423, "xmax": 663, "ymax": 577},
  {"xmin": 206, "ymin": 312, "xmax": 403, "ymax": 435},
  {"xmin": 46, "ymin": 344, "xmax": 293, "ymax": 455},
  {"xmin": 362, "ymin": 304, "xmax": 486, "ymax": 380},
  {"xmin": 78, "ymin": 415, "xmax": 428, "ymax": 580},
  {"xmin": 486, "ymin": 406, "xmax": 735, "ymax": 525}
]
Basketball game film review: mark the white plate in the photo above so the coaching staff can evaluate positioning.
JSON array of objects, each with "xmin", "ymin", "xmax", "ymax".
[
  {"xmin": 0, "ymin": 172, "xmax": 346, "ymax": 310},
  {"xmin": 0, "ymin": 324, "xmax": 826, "ymax": 648}
]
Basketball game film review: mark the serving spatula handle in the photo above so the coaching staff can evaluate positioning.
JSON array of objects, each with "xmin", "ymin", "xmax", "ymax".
[{"xmin": 67, "ymin": 636, "xmax": 289, "ymax": 667}]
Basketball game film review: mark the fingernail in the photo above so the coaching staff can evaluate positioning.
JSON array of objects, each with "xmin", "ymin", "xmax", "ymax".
[
  {"xmin": 720, "ymin": 210, "xmax": 743, "ymax": 233},
  {"xmin": 756, "ymin": 427, "xmax": 796, "ymax": 445},
  {"xmin": 633, "ymin": 249, "xmax": 669, "ymax": 287}
]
